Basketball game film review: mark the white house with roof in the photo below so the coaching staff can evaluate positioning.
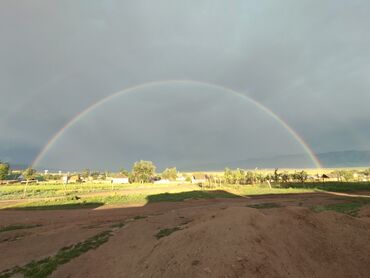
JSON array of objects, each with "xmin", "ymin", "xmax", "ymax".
[{"xmin": 110, "ymin": 174, "xmax": 129, "ymax": 184}]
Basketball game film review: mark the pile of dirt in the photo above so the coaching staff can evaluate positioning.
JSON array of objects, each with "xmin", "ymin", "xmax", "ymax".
[
  {"xmin": 358, "ymin": 205, "xmax": 370, "ymax": 219},
  {"xmin": 51, "ymin": 205, "xmax": 370, "ymax": 278},
  {"xmin": 136, "ymin": 206, "xmax": 370, "ymax": 278}
]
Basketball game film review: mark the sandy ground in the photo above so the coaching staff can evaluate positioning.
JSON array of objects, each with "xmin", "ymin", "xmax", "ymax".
[{"xmin": 0, "ymin": 192, "xmax": 370, "ymax": 277}]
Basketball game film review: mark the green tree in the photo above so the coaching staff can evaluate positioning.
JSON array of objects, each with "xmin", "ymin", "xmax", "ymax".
[
  {"xmin": 331, "ymin": 170, "xmax": 354, "ymax": 182},
  {"xmin": 362, "ymin": 168, "xmax": 370, "ymax": 177},
  {"xmin": 340, "ymin": 170, "xmax": 354, "ymax": 181},
  {"xmin": 281, "ymin": 171, "xmax": 290, "ymax": 183},
  {"xmin": 0, "ymin": 162, "xmax": 10, "ymax": 180},
  {"xmin": 273, "ymin": 168, "xmax": 280, "ymax": 183},
  {"xmin": 22, "ymin": 167, "xmax": 36, "ymax": 197},
  {"xmin": 234, "ymin": 168, "xmax": 244, "ymax": 184},
  {"xmin": 81, "ymin": 169, "xmax": 90, "ymax": 178},
  {"xmin": 296, "ymin": 170, "xmax": 308, "ymax": 183},
  {"xmin": 162, "ymin": 167, "xmax": 178, "ymax": 180},
  {"xmin": 119, "ymin": 168, "xmax": 130, "ymax": 177},
  {"xmin": 132, "ymin": 160, "xmax": 156, "ymax": 183},
  {"xmin": 224, "ymin": 168, "xmax": 235, "ymax": 184},
  {"xmin": 23, "ymin": 168, "xmax": 36, "ymax": 180},
  {"xmin": 245, "ymin": 171, "xmax": 255, "ymax": 184},
  {"xmin": 255, "ymin": 172, "xmax": 266, "ymax": 184}
]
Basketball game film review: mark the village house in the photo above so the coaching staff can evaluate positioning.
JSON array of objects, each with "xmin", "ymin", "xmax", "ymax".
[
  {"xmin": 109, "ymin": 174, "xmax": 129, "ymax": 184},
  {"xmin": 176, "ymin": 176, "xmax": 186, "ymax": 182},
  {"xmin": 191, "ymin": 173, "xmax": 208, "ymax": 184},
  {"xmin": 154, "ymin": 179, "xmax": 171, "ymax": 184},
  {"xmin": 321, "ymin": 173, "xmax": 339, "ymax": 182}
]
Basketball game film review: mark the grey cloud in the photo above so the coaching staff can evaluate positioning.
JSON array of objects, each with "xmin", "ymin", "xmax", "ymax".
[{"xmin": 0, "ymin": 0, "xmax": 369, "ymax": 169}]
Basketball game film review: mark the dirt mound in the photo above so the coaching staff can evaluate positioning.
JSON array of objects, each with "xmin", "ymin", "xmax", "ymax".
[
  {"xmin": 51, "ymin": 204, "xmax": 370, "ymax": 278},
  {"xmin": 358, "ymin": 205, "xmax": 370, "ymax": 219},
  {"xmin": 136, "ymin": 207, "xmax": 370, "ymax": 278}
]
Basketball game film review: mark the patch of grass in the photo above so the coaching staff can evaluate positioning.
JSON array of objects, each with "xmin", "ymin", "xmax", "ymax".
[
  {"xmin": 0, "ymin": 230, "xmax": 112, "ymax": 278},
  {"xmin": 147, "ymin": 190, "xmax": 238, "ymax": 203},
  {"xmin": 0, "ymin": 183, "xmax": 197, "ymax": 200},
  {"xmin": 5, "ymin": 190, "xmax": 239, "ymax": 210},
  {"xmin": 0, "ymin": 235, "xmax": 24, "ymax": 243},
  {"xmin": 133, "ymin": 215, "xmax": 147, "ymax": 220},
  {"xmin": 110, "ymin": 222, "xmax": 125, "ymax": 229},
  {"xmin": 283, "ymin": 182, "xmax": 370, "ymax": 193},
  {"xmin": 247, "ymin": 203, "xmax": 281, "ymax": 209},
  {"xmin": 312, "ymin": 203, "xmax": 362, "ymax": 216},
  {"xmin": 0, "ymin": 224, "xmax": 41, "ymax": 233},
  {"xmin": 7, "ymin": 201, "xmax": 104, "ymax": 210},
  {"xmin": 155, "ymin": 227, "xmax": 182, "ymax": 239},
  {"xmin": 221, "ymin": 185, "xmax": 315, "ymax": 196},
  {"xmin": 1, "ymin": 185, "xmax": 329, "ymax": 211},
  {"xmin": 312, "ymin": 198, "xmax": 370, "ymax": 216}
]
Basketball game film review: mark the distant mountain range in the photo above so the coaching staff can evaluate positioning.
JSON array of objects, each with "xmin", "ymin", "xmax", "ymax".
[
  {"xmin": 4, "ymin": 150, "xmax": 370, "ymax": 171},
  {"xmin": 187, "ymin": 150, "xmax": 370, "ymax": 171},
  {"xmin": 317, "ymin": 150, "xmax": 370, "ymax": 168},
  {"xmin": 238, "ymin": 150, "xmax": 370, "ymax": 169}
]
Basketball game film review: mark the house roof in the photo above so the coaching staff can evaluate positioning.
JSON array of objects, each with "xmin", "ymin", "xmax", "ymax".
[
  {"xmin": 112, "ymin": 173, "xmax": 128, "ymax": 178},
  {"xmin": 193, "ymin": 173, "xmax": 207, "ymax": 179},
  {"xmin": 322, "ymin": 173, "xmax": 337, "ymax": 178}
]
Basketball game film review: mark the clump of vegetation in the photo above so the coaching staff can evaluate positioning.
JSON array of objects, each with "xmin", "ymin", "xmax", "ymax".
[
  {"xmin": 7, "ymin": 200, "xmax": 104, "ymax": 210},
  {"xmin": 161, "ymin": 167, "xmax": 178, "ymax": 181},
  {"xmin": 0, "ymin": 230, "xmax": 112, "ymax": 278},
  {"xmin": 0, "ymin": 162, "xmax": 10, "ymax": 180},
  {"xmin": 0, "ymin": 224, "xmax": 41, "ymax": 233},
  {"xmin": 247, "ymin": 203, "xmax": 281, "ymax": 209},
  {"xmin": 155, "ymin": 227, "xmax": 182, "ymax": 239},
  {"xmin": 3, "ymin": 188, "xmax": 318, "ymax": 210},
  {"xmin": 283, "ymin": 182, "xmax": 370, "ymax": 192},
  {"xmin": 312, "ymin": 198, "xmax": 370, "ymax": 216},
  {"xmin": 133, "ymin": 215, "xmax": 147, "ymax": 220},
  {"xmin": 131, "ymin": 160, "xmax": 156, "ymax": 183},
  {"xmin": 0, "ymin": 235, "xmax": 25, "ymax": 243},
  {"xmin": 110, "ymin": 222, "xmax": 125, "ymax": 229}
]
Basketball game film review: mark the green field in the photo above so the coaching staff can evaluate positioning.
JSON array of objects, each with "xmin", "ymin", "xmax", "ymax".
[
  {"xmin": 0, "ymin": 183, "xmax": 197, "ymax": 200},
  {"xmin": 1, "ymin": 181, "xmax": 369, "ymax": 210}
]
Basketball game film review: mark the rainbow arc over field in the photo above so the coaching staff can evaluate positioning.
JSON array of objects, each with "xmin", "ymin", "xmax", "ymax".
[{"xmin": 32, "ymin": 80, "xmax": 322, "ymax": 169}]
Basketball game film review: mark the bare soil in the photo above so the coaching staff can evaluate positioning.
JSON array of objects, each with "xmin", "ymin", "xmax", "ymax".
[{"xmin": 1, "ymin": 192, "xmax": 369, "ymax": 278}]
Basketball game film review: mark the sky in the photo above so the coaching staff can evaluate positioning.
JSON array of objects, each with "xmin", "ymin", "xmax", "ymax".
[{"xmin": 1, "ymin": 0, "xmax": 369, "ymax": 171}]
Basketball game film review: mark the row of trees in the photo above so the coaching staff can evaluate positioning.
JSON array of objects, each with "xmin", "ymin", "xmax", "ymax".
[
  {"xmin": 0, "ymin": 162, "xmax": 36, "ymax": 181},
  {"xmin": 82, "ymin": 161, "xmax": 178, "ymax": 183},
  {"xmin": 1, "ymin": 160, "xmax": 179, "ymax": 184},
  {"xmin": 123, "ymin": 161, "xmax": 178, "ymax": 183},
  {"xmin": 223, "ymin": 168, "xmax": 309, "ymax": 185},
  {"xmin": 0, "ymin": 162, "xmax": 9, "ymax": 180},
  {"xmin": 3, "ymin": 160, "xmax": 370, "ymax": 185}
]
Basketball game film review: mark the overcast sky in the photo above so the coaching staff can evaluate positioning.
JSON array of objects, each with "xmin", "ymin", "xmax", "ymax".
[{"xmin": 1, "ymin": 0, "xmax": 369, "ymax": 170}]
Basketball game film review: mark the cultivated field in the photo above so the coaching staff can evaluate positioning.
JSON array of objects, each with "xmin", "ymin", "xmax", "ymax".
[{"xmin": 0, "ymin": 181, "xmax": 370, "ymax": 277}]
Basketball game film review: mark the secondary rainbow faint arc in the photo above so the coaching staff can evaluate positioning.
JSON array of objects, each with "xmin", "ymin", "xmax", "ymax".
[{"xmin": 32, "ymin": 79, "xmax": 322, "ymax": 168}]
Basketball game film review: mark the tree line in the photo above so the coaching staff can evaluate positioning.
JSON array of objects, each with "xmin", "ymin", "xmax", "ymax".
[{"xmin": 1, "ymin": 160, "xmax": 370, "ymax": 184}]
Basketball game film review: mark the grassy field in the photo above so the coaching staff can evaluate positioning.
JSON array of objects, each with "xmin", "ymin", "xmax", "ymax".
[
  {"xmin": 0, "ymin": 183, "xmax": 198, "ymax": 200},
  {"xmin": 1, "ymin": 181, "xmax": 369, "ymax": 210}
]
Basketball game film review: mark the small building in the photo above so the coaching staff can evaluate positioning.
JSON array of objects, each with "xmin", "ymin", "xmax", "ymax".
[
  {"xmin": 176, "ymin": 176, "xmax": 186, "ymax": 182},
  {"xmin": 321, "ymin": 174, "xmax": 339, "ymax": 182},
  {"xmin": 62, "ymin": 175, "xmax": 69, "ymax": 184},
  {"xmin": 191, "ymin": 173, "xmax": 207, "ymax": 184},
  {"xmin": 154, "ymin": 179, "xmax": 171, "ymax": 184},
  {"xmin": 110, "ymin": 174, "xmax": 129, "ymax": 184},
  {"xmin": 0, "ymin": 180, "xmax": 18, "ymax": 185},
  {"xmin": 68, "ymin": 175, "xmax": 83, "ymax": 183}
]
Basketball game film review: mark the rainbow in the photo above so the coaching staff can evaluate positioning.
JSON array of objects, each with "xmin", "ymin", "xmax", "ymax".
[{"xmin": 32, "ymin": 80, "xmax": 322, "ymax": 168}]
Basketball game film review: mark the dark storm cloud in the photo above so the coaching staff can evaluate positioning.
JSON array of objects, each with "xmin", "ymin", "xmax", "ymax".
[
  {"xmin": 0, "ymin": 0, "xmax": 369, "ymax": 168},
  {"xmin": 39, "ymin": 84, "xmax": 312, "ymax": 171}
]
